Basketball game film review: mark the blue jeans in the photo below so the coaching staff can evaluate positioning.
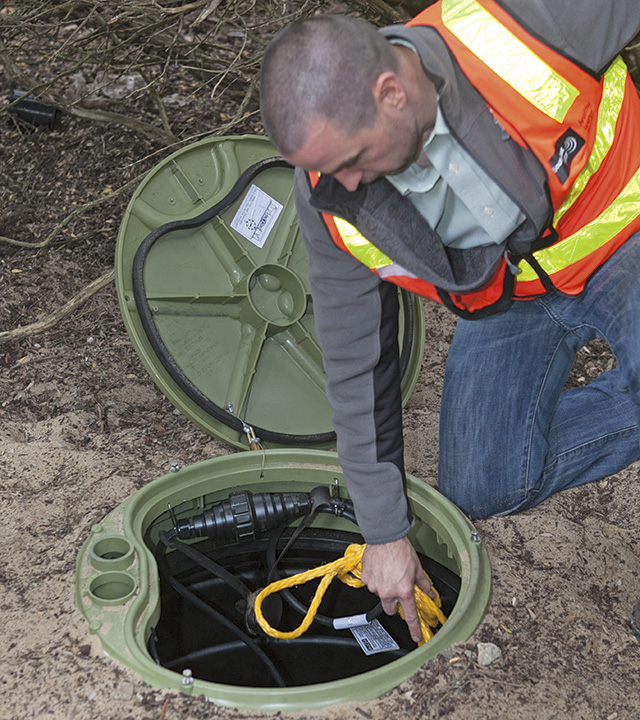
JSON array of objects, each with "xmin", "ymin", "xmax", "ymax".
[{"xmin": 438, "ymin": 232, "xmax": 640, "ymax": 519}]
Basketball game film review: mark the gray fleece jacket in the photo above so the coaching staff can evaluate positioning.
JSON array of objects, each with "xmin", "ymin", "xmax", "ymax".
[{"xmin": 293, "ymin": 0, "xmax": 640, "ymax": 543}]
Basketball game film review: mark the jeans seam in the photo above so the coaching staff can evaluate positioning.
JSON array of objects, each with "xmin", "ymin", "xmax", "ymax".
[
  {"xmin": 537, "ymin": 296, "xmax": 603, "ymax": 344},
  {"xmin": 524, "ymin": 332, "xmax": 566, "ymax": 496},
  {"xmin": 528, "ymin": 297, "xmax": 621, "ymax": 489},
  {"xmin": 532, "ymin": 298, "xmax": 636, "ymax": 492},
  {"xmin": 542, "ymin": 424, "xmax": 637, "ymax": 473}
]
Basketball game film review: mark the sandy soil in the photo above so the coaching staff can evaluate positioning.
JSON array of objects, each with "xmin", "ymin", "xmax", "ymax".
[
  {"xmin": 2, "ymin": 280, "xmax": 639, "ymax": 720},
  {"xmin": 2, "ymin": 18, "xmax": 640, "ymax": 720}
]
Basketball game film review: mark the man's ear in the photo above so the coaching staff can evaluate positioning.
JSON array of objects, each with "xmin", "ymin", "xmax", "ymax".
[{"xmin": 373, "ymin": 71, "xmax": 407, "ymax": 111}]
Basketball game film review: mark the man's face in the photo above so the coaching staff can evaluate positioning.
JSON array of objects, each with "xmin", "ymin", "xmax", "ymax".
[{"xmin": 285, "ymin": 111, "xmax": 423, "ymax": 192}]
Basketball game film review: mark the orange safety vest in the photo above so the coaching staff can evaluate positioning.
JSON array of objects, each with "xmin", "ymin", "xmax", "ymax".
[{"xmin": 310, "ymin": 0, "xmax": 640, "ymax": 317}]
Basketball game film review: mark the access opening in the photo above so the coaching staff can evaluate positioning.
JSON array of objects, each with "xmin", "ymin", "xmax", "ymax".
[{"xmin": 148, "ymin": 498, "xmax": 460, "ymax": 688}]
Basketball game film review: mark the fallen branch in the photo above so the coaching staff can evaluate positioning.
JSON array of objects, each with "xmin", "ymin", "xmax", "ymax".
[
  {"xmin": 65, "ymin": 104, "xmax": 178, "ymax": 145},
  {"xmin": 0, "ymin": 269, "xmax": 115, "ymax": 344}
]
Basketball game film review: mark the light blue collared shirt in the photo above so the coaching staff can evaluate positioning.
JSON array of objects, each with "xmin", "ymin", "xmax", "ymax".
[{"xmin": 386, "ymin": 104, "xmax": 525, "ymax": 250}]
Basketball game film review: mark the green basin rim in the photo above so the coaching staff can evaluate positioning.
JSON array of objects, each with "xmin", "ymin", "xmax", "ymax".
[{"xmin": 76, "ymin": 449, "xmax": 491, "ymax": 712}]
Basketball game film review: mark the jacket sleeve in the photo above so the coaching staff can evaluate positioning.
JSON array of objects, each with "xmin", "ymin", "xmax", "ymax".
[
  {"xmin": 294, "ymin": 168, "xmax": 415, "ymax": 544},
  {"xmin": 502, "ymin": 0, "xmax": 640, "ymax": 74}
]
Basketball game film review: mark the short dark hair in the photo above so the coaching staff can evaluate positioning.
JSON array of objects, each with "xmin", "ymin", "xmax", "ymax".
[{"xmin": 260, "ymin": 15, "xmax": 398, "ymax": 155}]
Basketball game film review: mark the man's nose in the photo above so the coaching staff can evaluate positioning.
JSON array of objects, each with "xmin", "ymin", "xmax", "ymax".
[{"xmin": 333, "ymin": 168, "xmax": 363, "ymax": 192}]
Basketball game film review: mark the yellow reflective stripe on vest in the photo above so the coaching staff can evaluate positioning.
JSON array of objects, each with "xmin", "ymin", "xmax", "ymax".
[
  {"xmin": 334, "ymin": 217, "xmax": 392, "ymax": 269},
  {"xmin": 554, "ymin": 57, "xmax": 628, "ymax": 224},
  {"xmin": 442, "ymin": 0, "xmax": 579, "ymax": 122},
  {"xmin": 518, "ymin": 165, "xmax": 640, "ymax": 281}
]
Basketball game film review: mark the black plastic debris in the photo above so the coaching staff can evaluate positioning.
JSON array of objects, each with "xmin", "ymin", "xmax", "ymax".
[{"xmin": 8, "ymin": 90, "xmax": 62, "ymax": 129}]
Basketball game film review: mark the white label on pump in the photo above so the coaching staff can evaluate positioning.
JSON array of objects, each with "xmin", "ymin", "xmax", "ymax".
[
  {"xmin": 230, "ymin": 184, "xmax": 283, "ymax": 248},
  {"xmin": 350, "ymin": 619, "xmax": 399, "ymax": 655}
]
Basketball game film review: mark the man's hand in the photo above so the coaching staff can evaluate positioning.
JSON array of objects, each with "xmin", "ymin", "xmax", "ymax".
[{"xmin": 361, "ymin": 536, "xmax": 435, "ymax": 644}]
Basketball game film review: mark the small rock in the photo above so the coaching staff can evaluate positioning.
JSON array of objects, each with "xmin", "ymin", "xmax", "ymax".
[
  {"xmin": 477, "ymin": 641, "xmax": 502, "ymax": 666},
  {"xmin": 113, "ymin": 681, "xmax": 134, "ymax": 701}
]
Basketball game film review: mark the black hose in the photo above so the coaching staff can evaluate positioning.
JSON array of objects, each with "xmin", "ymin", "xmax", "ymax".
[
  {"xmin": 131, "ymin": 157, "xmax": 417, "ymax": 446},
  {"xmin": 155, "ymin": 530, "xmax": 286, "ymax": 688},
  {"xmin": 132, "ymin": 157, "xmax": 335, "ymax": 446}
]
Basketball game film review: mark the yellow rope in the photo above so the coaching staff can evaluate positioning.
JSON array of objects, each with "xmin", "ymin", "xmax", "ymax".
[{"xmin": 253, "ymin": 543, "xmax": 447, "ymax": 645}]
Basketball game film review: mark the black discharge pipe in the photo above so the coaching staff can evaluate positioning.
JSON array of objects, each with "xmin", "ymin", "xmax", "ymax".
[
  {"xmin": 174, "ymin": 489, "xmax": 312, "ymax": 544},
  {"xmin": 8, "ymin": 90, "xmax": 62, "ymax": 128},
  {"xmin": 131, "ymin": 157, "xmax": 417, "ymax": 446}
]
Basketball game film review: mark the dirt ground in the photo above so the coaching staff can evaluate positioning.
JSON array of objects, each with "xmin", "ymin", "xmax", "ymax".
[{"xmin": 2, "ymin": 14, "xmax": 640, "ymax": 720}]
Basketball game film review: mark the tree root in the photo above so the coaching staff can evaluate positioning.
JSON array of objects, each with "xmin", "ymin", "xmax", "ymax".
[{"xmin": 0, "ymin": 269, "xmax": 115, "ymax": 344}]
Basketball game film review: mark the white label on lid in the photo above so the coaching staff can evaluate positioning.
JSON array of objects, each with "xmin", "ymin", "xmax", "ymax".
[
  {"xmin": 230, "ymin": 184, "xmax": 283, "ymax": 248},
  {"xmin": 350, "ymin": 619, "xmax": 400, "ymax": 655}
]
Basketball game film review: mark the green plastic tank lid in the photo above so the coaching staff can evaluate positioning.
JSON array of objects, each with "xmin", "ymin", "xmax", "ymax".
[{"xmin": 115, "ymin": 135, "xmax": 425, "ymax": 450}]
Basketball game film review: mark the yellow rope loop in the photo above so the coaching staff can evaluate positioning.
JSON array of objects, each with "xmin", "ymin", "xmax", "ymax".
[
  {"xmin": 254, "ymin": 544, "xmax": 365, "ymax": 640},
  {"xmin": 253, "ymin": 543, "xmax": 447, "ymax": 645}
]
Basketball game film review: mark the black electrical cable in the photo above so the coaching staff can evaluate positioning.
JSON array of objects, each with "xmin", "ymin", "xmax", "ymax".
[
  {"xmin": 130, "ymin": 156, "xmax": 417, "ymax": 446},
  {"xmin": 265, "ymin": 498, "xmax": 355, "ymax": 587},
  {"xmin": 265, "ymin": 502, "xmax": 383, "ymax": 629},
  {"xmin": 265, "ymin": 502, "xmax": 360, "ymax": 586},
  {"xmin": 155, "ymin": 530, "xmax": 286, "ymax": 688},
  {"xmin": 279, "ymin": 635, "xmax": 407, "ymax": 660},
  {"xmin": 266, "ymin": 511, "xmax": 319, "ymax": 585},
  {"xmin": 165, "ymin": 635, "xmax": 408, "ymax": 672}
]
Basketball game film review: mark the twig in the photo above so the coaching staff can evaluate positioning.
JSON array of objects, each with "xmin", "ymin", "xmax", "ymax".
[
  {"xmin": 0, "ymin": 269, "xmax": 115, "ymax": 344},
  {"xmin": 66, "ymin": 104, "xmax": 177, "ymax": 145},
  {"xmin": 193, "ymin": 0, "xmax": 223, "ymax": 26},
  {"xmin": 158, "ymin": 696, "xmax": 171, "ymax": 720},
  {"xmin": 151, "ymin": 0, "xmax": 208, "ymax": 15},
  {"xmin": 0, "ymin": 173, "xmax": 147, "ymax": 249},
  {"xmin": 347, "ymin": 0, "xmax": 406, "ymax": 23},
  {"xmin": 141, "ymin": 69, "xmax": 175, "ymax": 137},
  {"xmin": 214, "ymin": 70, "xmax": 260, "ymax": 128}
]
